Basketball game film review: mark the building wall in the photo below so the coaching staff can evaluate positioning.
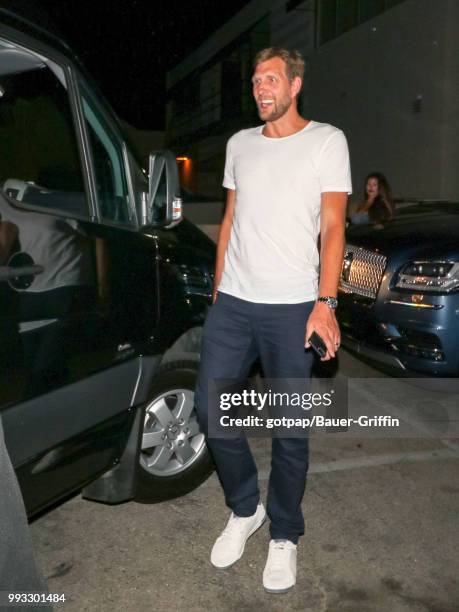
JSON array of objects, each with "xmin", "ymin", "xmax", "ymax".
[
  {"xmin": 309, "ymin": 0, "xmax": 459, "ymax": 201},
  {"xmin": 167, "ymin": 0, "xmax": 459, "ymax": 202},
  {"xmin": 270, "ymin": 0, "xmax": 316, "ymax": 112}
]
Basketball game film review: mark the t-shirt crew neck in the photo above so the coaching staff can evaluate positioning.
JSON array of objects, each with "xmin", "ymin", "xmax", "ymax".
[
  {"xmin": 259, "ymin": 120, "xmax": 314, "ymax": 141},
  {"xmin": 219, "ymin": 120, "xmax": 352, "ymax": 304}
]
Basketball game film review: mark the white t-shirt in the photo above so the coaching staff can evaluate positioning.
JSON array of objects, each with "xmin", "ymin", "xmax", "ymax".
[{"xmin": 219, "ymin": 120, "xmax": 352, "ymax": 304}]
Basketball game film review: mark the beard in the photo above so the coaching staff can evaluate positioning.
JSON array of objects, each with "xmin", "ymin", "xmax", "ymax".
[{"xmin": 257, "ymin": 93, "xmax": 292, "ymax": 122}]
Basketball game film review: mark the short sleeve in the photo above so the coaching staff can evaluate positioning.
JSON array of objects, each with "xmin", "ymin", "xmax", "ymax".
[
  {"xmin": 222, "ymin": 137, "xmax": 235, "ymax": 190},
  {"xmin": 317, "ymin": 130, "xmax": 352, "ymax": 194}
]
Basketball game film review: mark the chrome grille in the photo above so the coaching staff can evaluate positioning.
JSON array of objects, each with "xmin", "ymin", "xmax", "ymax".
[{"xmin": 339, "ymin": 244, "xmax": 387, "ymax": 300}]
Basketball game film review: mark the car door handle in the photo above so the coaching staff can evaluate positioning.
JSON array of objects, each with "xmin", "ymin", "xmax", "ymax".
[{"xmin": 0, "ymin": 264, "xmax": 44, "ymax": 281}]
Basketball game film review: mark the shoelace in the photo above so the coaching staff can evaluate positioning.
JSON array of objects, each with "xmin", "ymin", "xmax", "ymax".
[
  {"xmin": 218, "ymin": 514, "xmax": 249, "ymax": 540},
  {"xmin": 268, "ymin": 541, "xmax": 291, "ymax": 570}
]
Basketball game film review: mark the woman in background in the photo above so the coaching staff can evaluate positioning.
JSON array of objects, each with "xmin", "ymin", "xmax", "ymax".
[{"xmin": 350, "ymin": 172, "xmax": 394, "ymax": 225}]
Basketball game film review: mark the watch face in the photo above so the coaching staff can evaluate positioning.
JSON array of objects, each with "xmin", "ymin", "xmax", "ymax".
[{"xmin": 319, "ymin": 297, "xmax": 338, "ymax": 309}]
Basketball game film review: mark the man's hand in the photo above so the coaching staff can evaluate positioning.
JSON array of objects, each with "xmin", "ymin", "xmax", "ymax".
[{"xmin": 305, "ymin": 301, "xmax": 340, "ymax": 360}]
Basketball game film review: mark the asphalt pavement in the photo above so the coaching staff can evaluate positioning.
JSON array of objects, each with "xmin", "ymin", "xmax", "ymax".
[{"xmin": 30, "ymin": 348, "xmax": 459, "ymax": 612}]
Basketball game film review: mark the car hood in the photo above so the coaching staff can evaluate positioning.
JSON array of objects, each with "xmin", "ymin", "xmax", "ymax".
[
  {"xmin": 156, "ymin": 218, "xmax": 216, "ymax": 271},
  {"xmin": 346, "ymin": 211, "xmax": 459, "ymax": 260}
]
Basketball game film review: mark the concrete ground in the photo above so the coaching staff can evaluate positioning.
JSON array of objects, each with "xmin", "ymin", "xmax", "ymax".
[{"xmin": 30, "ymin": 348, "xmax": 459, "ymax": 612}]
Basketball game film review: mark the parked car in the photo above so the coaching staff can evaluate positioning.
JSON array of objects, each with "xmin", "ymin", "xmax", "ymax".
[
  {"xmin": 0, "ymin": 10, "xmax": 215, "ymax": 516},
  {"xmin": 338, "ymin": 200, "xmax": 459, "ymax": 378}
]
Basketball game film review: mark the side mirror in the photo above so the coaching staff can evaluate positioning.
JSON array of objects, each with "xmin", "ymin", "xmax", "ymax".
[{"xmin": 140, "ymin": 150, "xmax": 182, "ymax": 229}]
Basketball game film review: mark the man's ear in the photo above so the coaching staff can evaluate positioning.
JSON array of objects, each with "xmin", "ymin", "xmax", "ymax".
[{"xmin": 291, "ymin": 76, "xmax": 302, "ymax": 98}]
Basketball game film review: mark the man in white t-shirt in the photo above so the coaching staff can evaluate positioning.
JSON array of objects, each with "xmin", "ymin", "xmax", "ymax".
[{"xmin": 195, "ymin": 47, "xmax": 352, "ymax": 593}]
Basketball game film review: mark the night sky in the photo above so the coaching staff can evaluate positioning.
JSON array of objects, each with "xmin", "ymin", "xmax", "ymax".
[{"xmin": 4, "ymin": 0, "xmax": 250, "ymax": 129}]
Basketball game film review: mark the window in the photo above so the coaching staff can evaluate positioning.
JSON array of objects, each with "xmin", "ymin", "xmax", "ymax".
[
  {"xmin": 320, "ymin": 0, "xmax": 338, "ymax": 44},
  {"xmin": 0, "ymin": 47, "xmax": 88, "ymax": 217},
  {"xmin": 359, "ymin": 0, "xmax": 385, "ymax": 22},
  {"xmin": 286, "ymin": 0, "xmax": 305, "ymax": 12},
  {"xmin": 199, "ymin": 64, "xmax": 221, "ymax": 130},
  {"xmin": 82, "ymin": 96, "xmax": 134, "ymax": 226},
  {"xmin": 336, "ymin": 0, "xmax": 359, "ymax": 36},
  {"xmin": 221, "ymin": 58, "xmax": 241, "ymax": 119},
  {"xmin": 318, "ymin": 0, "xmax": 406, "ymax": 45}
]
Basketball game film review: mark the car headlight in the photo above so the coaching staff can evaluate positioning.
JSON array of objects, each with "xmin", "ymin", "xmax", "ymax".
[{"xmin": 395, "ymin": 261, "xmax": 459, "ymax": 293}]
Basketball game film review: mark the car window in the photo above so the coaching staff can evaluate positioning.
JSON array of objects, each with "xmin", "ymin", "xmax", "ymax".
[
  {"xmin": 82, "ymin": 95, "xmax": 135, "ymax": 226},
  {"xmin": 0, "ymin": 46, "xmax": 88, "ymax": 218}
]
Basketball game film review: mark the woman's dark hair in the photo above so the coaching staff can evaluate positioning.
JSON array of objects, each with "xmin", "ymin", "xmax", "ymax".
[{"xmin": 364, "ymin": 172, "xmax": 395, "ymax": 221}]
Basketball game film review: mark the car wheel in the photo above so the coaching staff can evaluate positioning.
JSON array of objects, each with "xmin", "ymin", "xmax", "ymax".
[{"xmin": 135, "ymin": 361, "xmax": 214, "ymax": 502}]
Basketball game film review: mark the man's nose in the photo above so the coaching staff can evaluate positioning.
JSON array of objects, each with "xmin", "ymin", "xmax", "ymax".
[{"xmin": 255, "ymin": 82, "xmax": 269, "ymax": 96}]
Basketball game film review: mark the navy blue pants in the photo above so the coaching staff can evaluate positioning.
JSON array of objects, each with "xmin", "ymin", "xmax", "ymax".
[{"xmin": 195, "ymin": 292, "xmax": 314, "ymax": 544}]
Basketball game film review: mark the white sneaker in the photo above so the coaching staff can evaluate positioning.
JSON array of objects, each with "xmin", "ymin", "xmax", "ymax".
[
  {"xmin": 263, "ymin": 539, "xmax": 297, "ymax": 593},
  {"xmin": 210, "ymin": 503, "xmax": 266, "ymax": 568}
]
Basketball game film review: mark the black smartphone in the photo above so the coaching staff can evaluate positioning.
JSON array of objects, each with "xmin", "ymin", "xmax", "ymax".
[{"xmin": 308, "ymin": 331, "xmax": 327, "ymax": 358}]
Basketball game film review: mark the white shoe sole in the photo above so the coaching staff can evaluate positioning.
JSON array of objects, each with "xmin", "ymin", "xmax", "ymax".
[
  {"xmin": 211, "ymin": 513, "xmax": 267, "ymax": 569},
  {"xmin": 263, "ymin": 583, "xmax": 295, "ymax": 594}
]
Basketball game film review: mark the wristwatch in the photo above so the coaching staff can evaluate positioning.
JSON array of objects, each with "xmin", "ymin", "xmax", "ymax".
[{"xmin": 317, "ymin": 296, "xmax": 338, "ymax": 310}]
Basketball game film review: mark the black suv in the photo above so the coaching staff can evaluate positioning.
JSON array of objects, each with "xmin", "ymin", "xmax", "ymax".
[{"xmin": 0, "ymin": 12, "xmax": 215, "ymax": 516}]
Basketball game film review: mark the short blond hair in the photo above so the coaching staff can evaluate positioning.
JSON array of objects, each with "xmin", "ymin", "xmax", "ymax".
[{"xmin": 254, "ymin": 47, "xmax": 305, "ymax": 84}]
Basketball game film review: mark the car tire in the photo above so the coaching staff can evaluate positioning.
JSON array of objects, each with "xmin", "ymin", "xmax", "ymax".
[{"xmin": 135, "ymin": 361, "xmax": 214, "ymax": 503}]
